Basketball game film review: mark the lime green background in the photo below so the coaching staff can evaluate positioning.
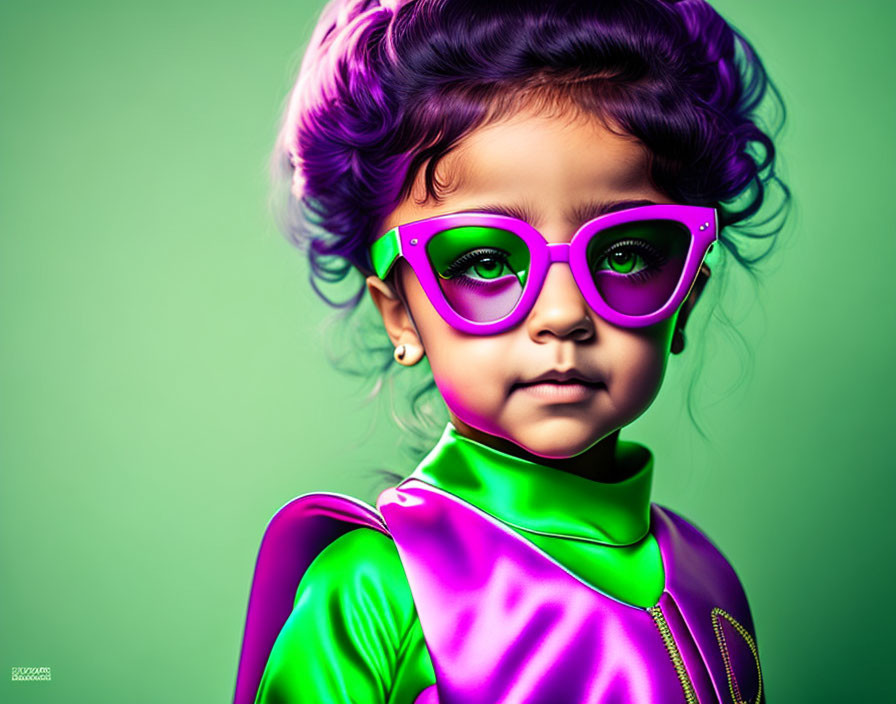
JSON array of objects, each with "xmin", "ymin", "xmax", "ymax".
[{"xmin": 1, "ymin": 1, "xmax": 893, "ymax": 701}]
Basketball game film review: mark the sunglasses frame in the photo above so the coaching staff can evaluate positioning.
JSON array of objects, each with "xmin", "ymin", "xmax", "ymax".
[{"xmin": 370, "ymin": 204, "xmax": 718, "ymax": 334}]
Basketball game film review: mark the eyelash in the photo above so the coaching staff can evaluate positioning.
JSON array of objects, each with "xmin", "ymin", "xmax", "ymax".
[
  {"xmin": 441, "ymin": 248, "xmax": 510, "ymax": 279},
  {"xmin": 596, "ymin": 238, "xmax": 667, "ymax": 276}
]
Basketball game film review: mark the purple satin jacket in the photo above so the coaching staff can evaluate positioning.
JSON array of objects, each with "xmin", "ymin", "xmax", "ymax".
[{"xmin": 235, "ymin": 479, "xmax": 763, "ymax": 704}]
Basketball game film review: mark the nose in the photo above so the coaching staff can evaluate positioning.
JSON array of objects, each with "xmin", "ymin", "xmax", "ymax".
[{"xmin": 525, "ymin": 259, "xmax": 595, "ymax": 342}]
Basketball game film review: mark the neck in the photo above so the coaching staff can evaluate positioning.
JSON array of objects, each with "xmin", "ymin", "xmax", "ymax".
[{"xmin": 448, "ymin": 415, "xmax": 636, "ymax": 483}]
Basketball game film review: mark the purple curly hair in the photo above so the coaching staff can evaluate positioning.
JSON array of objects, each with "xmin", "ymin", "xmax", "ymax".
[
  {"xmin": 273, "ymin": 0, "xmax": 789, "ymax": 446},
  {"xmin": 277, "ymin": 0, "xmax": 788, "ymax": 294}
]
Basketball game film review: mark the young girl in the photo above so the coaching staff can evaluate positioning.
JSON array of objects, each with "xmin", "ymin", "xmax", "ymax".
[{"xmin": 235, "ymin": 1, "xmax": 788, "ymax": 702}]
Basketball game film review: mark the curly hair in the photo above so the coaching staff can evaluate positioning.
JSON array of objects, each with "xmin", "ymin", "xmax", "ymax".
[{"xmin": 273, "ymin": 0, "xmax": 790, "ymax": 451}]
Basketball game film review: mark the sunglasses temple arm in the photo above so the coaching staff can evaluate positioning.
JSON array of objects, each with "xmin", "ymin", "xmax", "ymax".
[{"xmin": 370, "ymin": 227, "xmax": 402, "ymax": 279}]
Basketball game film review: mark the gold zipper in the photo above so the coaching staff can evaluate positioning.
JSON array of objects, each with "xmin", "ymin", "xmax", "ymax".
[
  {"xmin": 712, "ymin": 607, "xmax": 762, "ymax": 704},
  {"xmin": 648, "ymin": 605, "xmax": 699, "ymax": 704}
]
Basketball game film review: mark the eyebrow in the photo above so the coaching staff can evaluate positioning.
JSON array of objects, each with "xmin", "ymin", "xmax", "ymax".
[
  {"xmin": 465, "ymin": 202, "xmax": 539, "ymax": 223},
  {"xmin": 462, "ymin": 199, "xmax": 659, "ymax": 225},
  {"xmin": 568, "ymin": 199, "xmax": 659, "ymax": 223}
]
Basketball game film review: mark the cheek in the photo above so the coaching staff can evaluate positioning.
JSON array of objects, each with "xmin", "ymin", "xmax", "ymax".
[
  {"xmin": 607, "ymin": 322, "xmax": 675, "ymax": 410},
  {"xmin": 425, "ymin": 337, "xmax": 514, "ymax": 432},
  {"xmin": 427, "ymin": 339, "xmax": 505, "ymax": 402},
  {"xmin": 403, "ymin": 267, "xmax": 514, "ymax": 417},
  {"xmin": 401, "ymin": 282, "xmax": 493, "ymax": 410}
]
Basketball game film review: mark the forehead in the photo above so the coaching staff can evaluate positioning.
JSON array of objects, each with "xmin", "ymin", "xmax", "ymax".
[
  {"xmin": 425, "ymin": 107, "xmax": 654, "ymax": 208},
  {"xmin": 382, "ymin": 103, "xmax": 670, "ymax": 237},
  {"xmin": 459, "ymin": 110, "xmax": 647, "ymax": 181}
]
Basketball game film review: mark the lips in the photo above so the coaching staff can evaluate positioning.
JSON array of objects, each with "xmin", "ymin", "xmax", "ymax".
[
  {"xmin": 511, "ymin": 369, "xmax": 604, "ymax": 403},
  {"xmin": 513, "ymin": 378, "xmax": 604, "ymax": 403},
  {"xmin": 514, "ymin": 368, "xmax": 603, "ymax": 388}
]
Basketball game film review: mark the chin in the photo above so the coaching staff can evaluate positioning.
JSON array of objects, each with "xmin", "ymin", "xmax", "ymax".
[
  {"xmin": 449, "ymin": 405, "xmax": 611, "ymax": 461},
  {"xmin": 516, "ymin": 439, "xmax": 595, "ymax": 460},
  {"xmin": 503, "ymin": 422, "xmax": 608, "ymax": 460}
]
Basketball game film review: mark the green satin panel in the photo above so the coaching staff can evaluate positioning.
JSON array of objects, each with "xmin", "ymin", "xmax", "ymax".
[
  {"xmin": 255, "ymin": 425, "xmax": 665, "ymax": 703},
  {"xmin": 254, "ymin": 528, "xmax": 434, "ymax": 704},
  {"xmin": 411, "ymin": 425, "xmax": 654, "ymax": 545},
  {"xmin": 410, "ymin": 425, "xmax": 664, "ymax": 607}
]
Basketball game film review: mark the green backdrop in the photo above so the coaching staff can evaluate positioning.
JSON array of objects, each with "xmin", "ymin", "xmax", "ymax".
[{"xmin": 2, "ymin": 0, "xmax": 893, "ymax": 701}]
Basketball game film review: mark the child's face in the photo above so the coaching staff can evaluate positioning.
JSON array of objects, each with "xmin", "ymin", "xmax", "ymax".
[{"xmin": 369, "ymin": 105, "xmax": 683, "ymax": 460}]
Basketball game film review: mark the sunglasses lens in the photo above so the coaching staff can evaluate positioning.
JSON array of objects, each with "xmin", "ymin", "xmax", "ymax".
[
  {"xmin": 426, "ymin": 226, "xmax": 530, "ymax": 323},
  {"xmin": 586, "ymin": 220, "xmax": 691, "ymax": 316}
]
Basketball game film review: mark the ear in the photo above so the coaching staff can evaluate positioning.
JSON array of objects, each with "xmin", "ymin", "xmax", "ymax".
[
  {"xmin": 366, "ymin": 273, "xmax": 424, "ymax": 352},
  {"xmin": 670, "ymin": 263, "xmax": 711, "ymax": 355}
]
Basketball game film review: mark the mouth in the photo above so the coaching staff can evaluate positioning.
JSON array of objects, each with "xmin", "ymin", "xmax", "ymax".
[{"xmin": 512, "ymin": 371, "xmax": 605, "ymax": 402}]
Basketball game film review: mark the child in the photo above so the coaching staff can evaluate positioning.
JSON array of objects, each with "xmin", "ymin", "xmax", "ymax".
[{"xmin": 235, "ymin": 0, "xmax": 788, "ymax": 702}]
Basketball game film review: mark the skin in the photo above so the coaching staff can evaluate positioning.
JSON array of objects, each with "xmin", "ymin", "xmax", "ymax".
[{"xmin": 367, "ymin": 105, "xmax": 707, "ymax": 481}]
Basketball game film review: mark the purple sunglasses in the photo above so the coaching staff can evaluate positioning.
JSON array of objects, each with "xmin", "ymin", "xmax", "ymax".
[{"xmin": 370, "ymin": 204, "xmax": 717, "ymax": 334}]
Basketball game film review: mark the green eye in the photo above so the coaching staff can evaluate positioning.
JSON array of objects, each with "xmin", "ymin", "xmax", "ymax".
[
  {"xmin": 593, "ymin": 240, "xmax": 657, "ymax": 276},
  {"xmin": 606, "ymin": 250, "xmax": 645, "ymax": 274},
  {"xmin": 471, "ymin": 256, "xmax": 508, "ymax": 280},
  {"xmin": 440, "ymin": 248, "xmax": 520, "ymax": 282}
]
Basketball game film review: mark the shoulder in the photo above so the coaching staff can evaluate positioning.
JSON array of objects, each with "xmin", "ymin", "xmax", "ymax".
[
  {"xmin": 296, "ymin": 526, "xmax": 417, "ymax": 643},
  {"xmin": 652, "ymin": 503, "xmax": 729, "ymax": 554},
  {"xmin": 651, "ymin": 503, "xmax": 757, "ymax": 624},
  {"xmin": 249, "ymin": 491, "xmax": 414, "ymax": 647},
  {"xmin": 651, "ymin": 504, "xmax": 730, "ymax": 568},
  {"xmin": 241, "ymin": 494, "xmax": 416, "ymax": 704},
  {"xmin": 651, "ymin": 503, "xmax": 750, "ymax": 593},
  {"xmin": 303, "ymin": 526, "xmax": 408, "ymax": 595},
  {"xmin": 257, "ymin": 527, "xmax": 424, "ymax": 703}
]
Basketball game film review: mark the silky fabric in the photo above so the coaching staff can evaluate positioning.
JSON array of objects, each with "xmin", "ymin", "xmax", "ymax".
[
  {"xmin": 407, "ymin": 425, "xmax": 664, "ymax": 606},
  {"xmin": 410, "ymin": 425, "xmax": 654, "ymax": 546},
  {"xmin": 235, "ymin": 493, "xmax": 390, "ymax": 704},
  {"xmin": 378, "ymin": 480, "xmax": 763, "ymax": 704},
  {"xmin": 252, "ymin": 527, "xmax": 435, "ymax": 704},
  {"xmin": 246, "ymin": 426, "xmax": 762, "ymax": 703}
]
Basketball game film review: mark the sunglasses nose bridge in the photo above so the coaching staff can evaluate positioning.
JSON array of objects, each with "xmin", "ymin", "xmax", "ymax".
[{"xmin": 545, "ymin": 242, "xmax": 571, "ymax": 263}]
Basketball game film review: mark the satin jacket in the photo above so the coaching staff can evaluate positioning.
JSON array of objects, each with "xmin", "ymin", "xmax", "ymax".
[
  {"xmin": 236, "ymin": 428, "xmax": 763, "ymax": 703},
  {"xmin": 236, "ymin": 485, "xmax": 762, "ymax": 703}
]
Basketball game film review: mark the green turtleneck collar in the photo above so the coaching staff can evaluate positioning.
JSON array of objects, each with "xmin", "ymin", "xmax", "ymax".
[{"xmin": 408, "ymin": 423, "xmax": 654, "ymax": 547}]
